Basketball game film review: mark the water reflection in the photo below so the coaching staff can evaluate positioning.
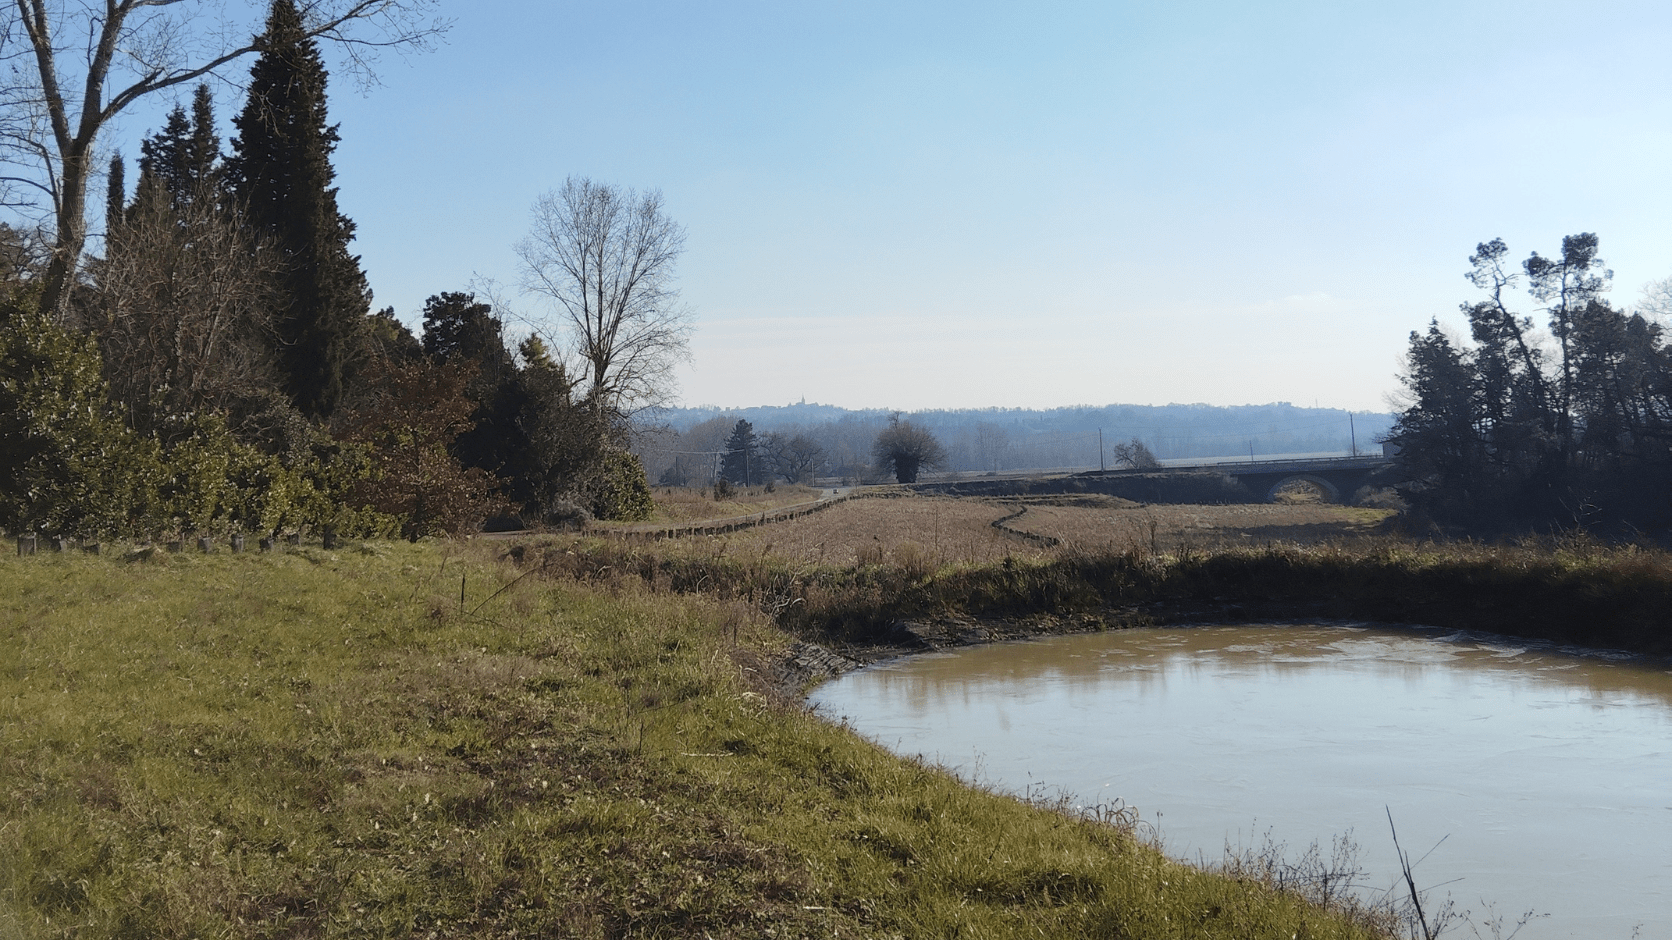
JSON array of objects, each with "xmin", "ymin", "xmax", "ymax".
[{"xmin": 810, "ymin": 625, "xmax": 1672, "ymax": 940}]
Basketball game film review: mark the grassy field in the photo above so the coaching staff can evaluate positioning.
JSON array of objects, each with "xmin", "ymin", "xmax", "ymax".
[
  {"xmin": 676, "ymin": 492, "xmax": 1395, "ymax": 568},
  {"xmin": 1009, "ymin": 499, "xmax": 1393, "ymax": 552},
  {"xmin": 1, "ymin": 539, "xmax": 1396, "ymax": 939},
  {"xmin": 621, "ymin": 485, "xmax": 827, "ymax": 526},
  {"xmin": 579, "ymin": 490, "xmax": 1672, "ymax": 657},
  {"xmin": 8, "ymin": 491, "xmax": 1661, "ymax": 937},
  {"xmin": 715, "ymin": 494, "xmax": 1033, "ymax": 567}
]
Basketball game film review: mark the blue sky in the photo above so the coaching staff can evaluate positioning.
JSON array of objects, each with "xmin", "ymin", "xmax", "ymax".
[{"xmin": 109, "ymin": 0, "xmax": 1672, "ymax": 413}]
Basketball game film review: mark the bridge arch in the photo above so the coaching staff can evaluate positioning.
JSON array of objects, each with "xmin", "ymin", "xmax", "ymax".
[{"xmin": 1263, "ymin": 474, "xmax": 1342, "ymax": 503}]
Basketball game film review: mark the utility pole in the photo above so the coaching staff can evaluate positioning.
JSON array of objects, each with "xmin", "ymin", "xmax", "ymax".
[
  {"xmin": 1349, "ymin": 413, "xmax": 1357, "ymax": 457},
  {"xmin": 1099, "ymin": 429, "xmax": 1105, "ymax": 472}
]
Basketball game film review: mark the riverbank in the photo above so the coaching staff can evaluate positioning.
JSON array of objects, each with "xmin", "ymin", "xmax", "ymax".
[
  {"xmin": 0, "ymin": 540, "xmax": 1393, "ymax": 939},
  {"xmin": 516, "ymin": 532, "xmax": 1672, "ymax": 664}
]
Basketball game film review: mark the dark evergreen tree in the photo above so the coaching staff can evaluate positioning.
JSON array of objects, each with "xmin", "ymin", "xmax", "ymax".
[
  {"xmin": 419, "ymin": 292, "xmax": 529, "ymax": 495},
  {"xmin": 722, "ymin": 419, "xmax": 758, "ymax": 486},
  {"xmin": 121, "ymin": 84, "xmax": 225, "ymax": 235},
  {"xmin": 1389, "ymin": 321, "xmax": 1486, "ymax": 521},
  {"xmin": 1392, "ymin": 234, "xmax": 1672, "ymax": 532},
  {"xmin": 366, "ymin": 306, "xmax": 423, "ymax": 364},
  {"xmin": 185, "ymin": 84, "xmax": 221, "ymax": 197},
  {"xmin": 227, "ymin": 0, "xmax": 371, "ymax": 419},
  {"xmin": 134, "ymin": 86, "xmax": 221, "ymax": 213},
  {"xmin": 137, "ymin": 104, "xmax": 193, "ymax": 204},
  {"xmin": 515, "ymin": 335, "xmax": 610, "ymax": 520},
  {"xmin": 421, "ymin": 292, "xmax": 514, "ymax": 383},
  {"xmin": 105, "ymin": 156, "xmax": 126, "ymax": 235}
]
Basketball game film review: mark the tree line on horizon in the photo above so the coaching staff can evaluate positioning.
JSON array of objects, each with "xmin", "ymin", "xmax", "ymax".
[
  {"xmin": 0, "ymin": 1, "xmax": 678, "ymax": 543},
  {"xmin": 1391, "ymin": 233, "xmax": 1672, "ymax": 533},
  {"xmin": 705, "ymin": 413, "xmax": 973, "ymax": 488},
  {"xmin": 638, "ymin": 403, "xmax": 1381, "ymax": 485}
]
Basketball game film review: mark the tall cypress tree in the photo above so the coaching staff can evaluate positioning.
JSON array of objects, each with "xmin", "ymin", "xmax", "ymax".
[
  {"xmin": 105, "ymin": 155, "xmax": 126, "ymax": 235},
  {"xmin": 227, "ymin": 0, "xmax": 370, "ymax": 418},
  {"xmin": 185, "ymin": 84, "xmax": 221, "ymax": 199},
  {"xmin": 133, "ymin": 84, "xmax": 223, "ymax": 216},
  {"xmin": 137, "ymin": 104, "xmax": 193, "ymax": 203}
]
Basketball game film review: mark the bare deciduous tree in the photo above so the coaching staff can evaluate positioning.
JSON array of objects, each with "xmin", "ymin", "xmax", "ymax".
[
  {"xmin": 972, "ymin": 421, "xmax": 1011, "ymax": 472},
  {"xmin": 1639, "ymin": 274, "xmax": 1672, "ymax": 322},
  {"xmin": 760, "ymin": 430, "xmax": 825, "ymax": 484},
  {"xmin": 515, "ymin": 176, "xmax": 690, "ymax": 418},
  {"xmin": 0, "ymin": 0, "xmax": 448, "ymax": 318},
  {"xmin": 1111, "ymin": 437, "xmax": 1160, "ymax": 469},
  {"xmin": 0, "ymin": 220, "xmax": 45, "ymax": 283},
  {"xmin": 95, "ymin": 174, "xmax": 278, "ymax": 434}
]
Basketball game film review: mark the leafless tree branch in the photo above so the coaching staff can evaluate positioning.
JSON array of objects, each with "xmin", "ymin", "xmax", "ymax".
[
  {"xmin": 0, "ymin": 0, "xmax": 450, "ymax": 317},
  {"xmin": 515, "ymin": 177, "xmax": 692, "ymax": 420}
]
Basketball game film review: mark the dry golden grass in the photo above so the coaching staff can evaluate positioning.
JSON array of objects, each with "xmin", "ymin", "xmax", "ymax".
[
  {"xmin": 671, "ymin": 494, "xmax": 1393, "ymax": 567},
  {"xmin": 627, "ymin": 484, "xmax": 824, "ymax": 525},
  {"xmin": 713, "ymin": 495, "xmax": 1040, "ymax": 566},
  {"xmin": 1013, "ymin": 500, "xmax": 1395, "ymax": 552}
]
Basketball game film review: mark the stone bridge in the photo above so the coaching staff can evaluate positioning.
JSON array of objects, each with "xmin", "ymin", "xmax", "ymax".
[{"xmin": 1079, "ymin": 456, "xmax": 1396, "ymax": 503}]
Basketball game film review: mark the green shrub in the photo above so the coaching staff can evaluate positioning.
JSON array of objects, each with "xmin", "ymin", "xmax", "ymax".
[
  {"xmin": 0, "ymin": 291, "xmax": 148, "ymax": 538},
  {"xmin": 154, "ymin": 413, "xmax": 250, "ymax": 535},
  {"xmin": 336, "ymin": 358, "xmax": 501, "ymax": 538},
  {"xmin": 0, "ymin": 288, "xmax": 399, "ymax": 541},
  {"xmin": 589, "ymin": 450, "xmax": 654, "ymax": 521}
]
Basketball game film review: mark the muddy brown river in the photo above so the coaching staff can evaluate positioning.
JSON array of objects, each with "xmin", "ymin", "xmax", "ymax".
[{"xmin": 808, "ymin": 625, "xmax": 1672, "ymax": 939}]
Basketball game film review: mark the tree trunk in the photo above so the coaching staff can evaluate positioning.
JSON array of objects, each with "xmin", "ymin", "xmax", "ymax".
[{"xmin": 40, "ymin": 147, "xmax": 91, "ymax": 320}]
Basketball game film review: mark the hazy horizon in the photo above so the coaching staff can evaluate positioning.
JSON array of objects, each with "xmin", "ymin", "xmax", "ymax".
[
  {"xmin": 659, "ymin": 398, "xmax": 1397, "ymax": 416},
  {"xmin": 634, "ymin": 400, "xmax": 1395, "ymax": 481}
]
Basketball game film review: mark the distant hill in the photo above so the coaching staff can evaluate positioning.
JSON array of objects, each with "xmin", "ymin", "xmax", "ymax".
[{"xmin": 636, "ymin": 402, "xmax": 1395, "ymax": 483}]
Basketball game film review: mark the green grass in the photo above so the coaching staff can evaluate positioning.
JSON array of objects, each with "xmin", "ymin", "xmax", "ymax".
[{"xmin": 0, "ymin": 540, "xmax": 1392, "ymax": 938}]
